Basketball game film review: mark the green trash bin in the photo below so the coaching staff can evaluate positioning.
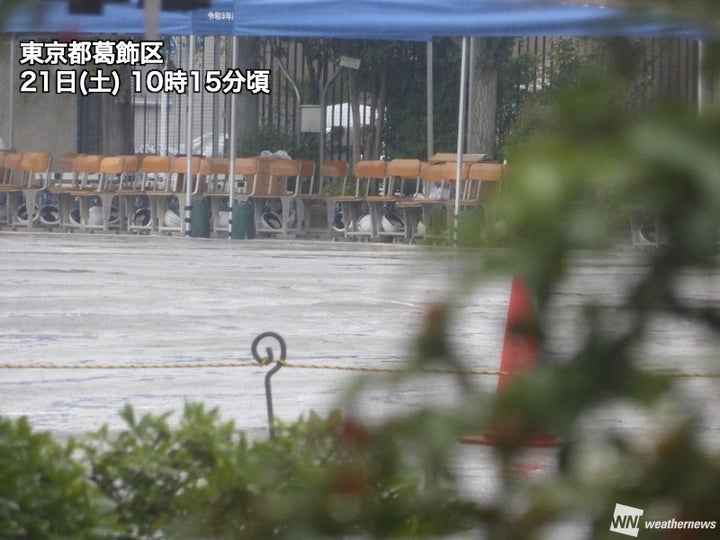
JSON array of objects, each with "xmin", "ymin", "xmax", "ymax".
[
  {"xmin": 456, "ymin": 208, "xmax": 485, "ymax": 247},
  {"xmin": 231, "ymin": 200, "xmax": 256, "ymax": 240},
  {"xmin": 189, "ymin": 198, "xmax": 211, "ymax": 238}
]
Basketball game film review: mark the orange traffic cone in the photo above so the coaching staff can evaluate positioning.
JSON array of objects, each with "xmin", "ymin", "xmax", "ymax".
[
  {"xmin": 460, "ymin": 276, "xmax": 563, "ymax": 448},
  {"xmin": 495, "ymin": 276, "xmax": 538, "ymax": 394}
]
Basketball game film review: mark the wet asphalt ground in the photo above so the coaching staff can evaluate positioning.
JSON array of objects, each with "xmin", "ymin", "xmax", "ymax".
[
  {"xmin": 1, "ymin": 231, "xmax": 718, "ymax": 537},
  {"xmin": 1, "ymin": 232, "xmax": 511, "ymax": 435}
]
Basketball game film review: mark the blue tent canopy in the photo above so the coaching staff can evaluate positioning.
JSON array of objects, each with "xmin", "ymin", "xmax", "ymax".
[
  {"xmin": 192, "ymin": 0, "xmax": 235, "ymax": 35},
  {"xmin": 3, "ymin": 1, "xmax": 707, "ymax": 40},
  {"xmin": 1, "ymin": 0, "xmax": 711, "ymax": 235},
  {"xmin": 232, "ymin": 0, "xmax": 707, "ymax": 41},
  {"xmin": 2, "ymin": 0, "xmax": 235, "ymax": 36}
]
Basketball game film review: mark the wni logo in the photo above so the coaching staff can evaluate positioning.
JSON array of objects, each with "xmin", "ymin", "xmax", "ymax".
[{"xmin": 610, "ymin": 503, "xmax": 645, "ymax": 537}]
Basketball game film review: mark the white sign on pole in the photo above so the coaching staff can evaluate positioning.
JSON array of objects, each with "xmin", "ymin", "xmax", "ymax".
[{"xmin": 339, "ymin": 56, "xmax": 361, "ymax": 70}]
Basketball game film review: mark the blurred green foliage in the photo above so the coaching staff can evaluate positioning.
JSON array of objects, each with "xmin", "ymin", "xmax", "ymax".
[
  {"xmin": 0, "ymin": 415, "xmax": 114, "ymax": 539},
  {"xmin": 1, "ymin": 4, "xmax": 720, "ymax": 540},
  {"xmin": 78, "ymin": 404, "xmax": 473, "ymax": 539},
  {"xmin": 3, "ymin": 403, "xmax": 475, "ymax": 539},
  {"xmin": 452, "ymin": 29, "xmax": 720, "ymax": 539},
  {"xmin": 238, "ymin": 126, "xmax": 318, "ymax": 160}
]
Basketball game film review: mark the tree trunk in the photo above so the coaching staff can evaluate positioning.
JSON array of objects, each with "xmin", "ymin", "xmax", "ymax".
[
  {"xmin": 100, "ymin": 97, "xmax": 134, "ymax": 154},
  {"xmin": 347, "ymin": 69, "xmax": 362, "ymax": 165},
  {"xmin": 92, "ymin": 65, "xmax": 134, "ymax": 155},
  {"xmin": 468, "ymin": 38, "xmax": 502, "ymax": 160},
  {"xmin": 234, "ymin": 37, "xmax": 260, "ymax": 156},
  {"xmin": 372, "ymin": 66, "xmax": 387, "ymax": 161}
]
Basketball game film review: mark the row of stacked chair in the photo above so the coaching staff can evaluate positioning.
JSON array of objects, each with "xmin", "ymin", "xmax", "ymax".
[
  {"xmin": 0, "ymin": 151, "xmax": 504, "ymax": 242},
  {"xmin": 0, "ymin": 151, "xmax": 54, "ymax": 229},
  {"xmin": 334, "ymin": 158, "xmax": 504, "ymax": 243}
]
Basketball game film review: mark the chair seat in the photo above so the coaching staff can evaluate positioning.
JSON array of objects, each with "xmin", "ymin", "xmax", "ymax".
[
  {"xmin": 67, "ymin": 189, "xmax": 112, "ymax": 197},
  {"xmin": 458, "ymin": 198, "xmax": 483, "ymax": 206},
  {"xmin": 49, "ymin": 185, "xmax": 89, "ymax": 193},
  {"xmin": 394, "ymin": 196, "xmax": 439, "ymax": 207},
  {"xmin": 145, "ymin": 191, "xmax": 181, "ymax": 197},
  {"xmin": 365, "ymin": 195, "xmax": 399, "ymax": 202}
]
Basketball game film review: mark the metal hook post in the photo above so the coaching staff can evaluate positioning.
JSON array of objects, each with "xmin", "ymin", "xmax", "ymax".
[{"xmin": 251, "ymin": 331, "xmax": 287, "ymax": 440}]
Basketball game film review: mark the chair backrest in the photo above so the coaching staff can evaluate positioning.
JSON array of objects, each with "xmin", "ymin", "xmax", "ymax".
[
  {"xmin": 169, "ymin": 156, "xmax": 202, "ymax": 193},
  {"xmin": 437, "ymin": 161, "xmax": 469, "ymax": 199},
  {"xmin": 21, "ymin": 151, "xmax": 51, "ymax": 173},
  {"xmin": 2, "ymin": 152, "xmax": 23, "ymax": 185},
  {"xmin": 49, "ymin": 152, "xmax": 79, "ymax": 188},
  {"xmin": 121, "ymin": 155, "xmax": 140, "ymax": 174},
  {"xmin": 60, "ymin": 152, "xmax": 80, "ymax": 172},
  {"xmin": 233, "ymin": 157, "xmax": 257, "ymax": 176},
  {"xmin": 169, "ymin": 155, "xmax": 201, "ymax": 174},
  {"xmin": 100, "ymin": 155, "xmax": 124, "ymax": 175},
  {"xmin": 298, "ymin": 159, "xmax": 317, "ymax": 195},
  {"xmin": 98, "ymin": 155, "xmax": 125, "ymax": 191},
  {"xmin": 200, "ymin": 158, "xmax": 228, "ymax": 193},
  {"xmin": 231, "ymin": 157, "xmax": 257, "ymax": 195},
  {"xmin": 211, "ymin": 157, "xmax": 230, "ymax": 175},
  {"xmin": 320, "ymin": 160, "xmax": 349, "ymax": 195},
  {"xmin": 265, "ymin": 159, "xmax": 302, "ymax": 196},
  {"xmin": 268, "ymin": 158, "xmax": 302, "ymax": 177},
  {"xmin": 75, "ymin": 154, "xmax": 102, "ymax": 174},
  {"xmin": 354, "ymin": 160, "xmax": 386, "ymax": 179},
  {"xmin": 300, "ymin": 159, "xmax": 315, "ymax": 178},
  {"xmin": 141, "ymin": 155, "xmax": 171, "ymax": 191},
  {"xmin": 387, "ymin": 158, "xmax": 421, "ymax": 196},
  {"xmin": 440, "ymin": 160, "xmax": 471, "ymax": 181},
  {"xmin": 4, "ymin": 152, "xmax": 23, "ymax": 169},
  {"xmin": 199, "ymin": 158, "xmax": 214, "ymax": 174},
  {"xmin": 419, "ymin": 162, "xmax": 459, "ymax": 200},
  {"xmin": 113, "ymin": 155, "xmax": 140, "ymax": 190},
  {"xmin": 321, "ymin": 160, "xmax": 348, "ymax": 179},
  {"xmin": 354, "ymin": 160, "xmax": 387, "ymax": 197},
  {"xmin": 420, "ymin": 162, "xmax": 443, "ymax": 182},
  {"xmin": 387, "ymin": 158, "xmax": 421, "ymax": 179},
  {"xmin": 56, "ymin": 152, "xmax": 79, "ymax": 182},
  {"xmin": 141, "ymin": 155, "xmax": 171, "ymax": 174},
  {"xmin": 19, "ymin": 151, "xmax": 51, "ymax": 188},
  {"xmin": 192, "ymin": 158, "xmax": 214, "ymax": 194},
  {"xmin": 465, "ymin": 161, "xmax": 504, "ymax": 201},
  {"xmin": 71, "ymin": 154, "xmax": 101, "ymax": 189},
  {"xmin": 467, "ymin": 162, "xmax": 503, "ymax": 182}
]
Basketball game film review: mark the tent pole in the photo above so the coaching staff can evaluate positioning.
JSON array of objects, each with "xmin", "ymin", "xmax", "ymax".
[
  {"xmin": 144, "ymin": 0, "xmax": 160, "ymax": 40},
  {"xmin": 275, "ymin": 47, "xmax": 303, "ymax": 149},
  {"xmin": 698, "ymin": 40, "xmax": 706, "ymax": 114},
  {"xmin": 228, "ymin": 35, "xmax": 238, "ymax": 237},
  {"xmin": 159, "ymin": 93, "xmax": 168, "ymax": 154},
  {"xmin": 8, "ymin": 34, "xmax": 15, "ymax": 149},
  {"xmin": 320, "ymin": 68, "xmax": 344, "ymax": 169},
  {"xmin": 159, "ymin": 69, "xmax": 168, "ymax": 155},
  {"xmin": 185, "ymin": 34, "xmax": 195, "ymax": 236},
  {"xmin": 453, "ymin": 37, "xmax": 469, "ymax": 245},
  {"xmin": 426, "ymin": 40, "xmax": 434, "ymax": 159},
  {"xmin": 466, "ymin": 37, "xmax": 476, "ymax": 150}
]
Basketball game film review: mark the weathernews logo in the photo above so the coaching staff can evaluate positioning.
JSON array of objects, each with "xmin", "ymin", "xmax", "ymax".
[
  {"xmin": 610, "ymin": 503, "xmax": 644, "ymax": 537},
  {"xmin": 609, "ymin": 502, "xmax": 717, "ymax": 538}
]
